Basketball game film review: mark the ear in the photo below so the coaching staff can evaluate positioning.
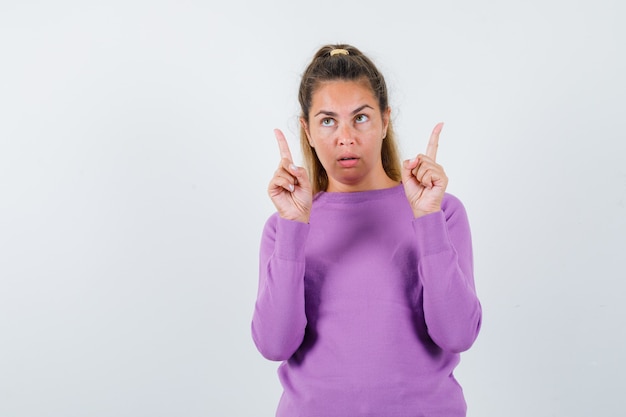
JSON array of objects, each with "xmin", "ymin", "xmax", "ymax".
[
  {"xmin": 382, "ymin": 107, "xmax": 391, "ymax": 139},
  {"xmin": 300, "ymin": 117, "xmax": 314, "ymax": 147}
]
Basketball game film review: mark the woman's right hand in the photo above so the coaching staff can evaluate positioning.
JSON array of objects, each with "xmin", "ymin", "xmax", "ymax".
[{"xmin": 268, "ymin": 129, "xmax": 312, "ymax": 223}]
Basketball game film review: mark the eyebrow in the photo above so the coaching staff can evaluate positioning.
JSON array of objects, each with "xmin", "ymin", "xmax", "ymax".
[{"xmin": 313, "ymin": 104, "xmax": 375, "ymax": 118}]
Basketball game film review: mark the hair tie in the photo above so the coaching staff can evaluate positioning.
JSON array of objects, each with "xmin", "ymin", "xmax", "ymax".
[{"xmin": 329, "ymin": 48, "xmax": 349, "ymax": 56}]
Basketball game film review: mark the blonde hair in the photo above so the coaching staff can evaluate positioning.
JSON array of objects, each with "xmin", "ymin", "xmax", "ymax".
[{"xmin": 298, "ymin": 44, "xmax": 401, "ymax": 194}]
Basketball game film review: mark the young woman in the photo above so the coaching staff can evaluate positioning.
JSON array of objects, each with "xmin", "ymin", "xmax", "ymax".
[{"xmin": 252, "ymin": 44, "xmax": 482, "ymax": 417}]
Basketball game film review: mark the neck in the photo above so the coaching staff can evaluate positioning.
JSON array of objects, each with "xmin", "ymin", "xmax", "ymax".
[{"xmin": 327, "ymin": 176, "xmax": 400, "ymax": 193}]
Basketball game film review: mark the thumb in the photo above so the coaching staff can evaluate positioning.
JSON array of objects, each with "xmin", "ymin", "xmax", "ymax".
[
  {"xmin": 290, "ymin": 163, "xmax": 311, "ymax": 190},
  {"xmin": 401, "ymin": 157, "xmax": 418, "ymax": 183}
]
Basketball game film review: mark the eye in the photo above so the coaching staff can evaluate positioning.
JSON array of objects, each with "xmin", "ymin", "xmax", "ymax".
[
  {"xmin": 355, "ymin": 114, "xmax": 369, "ymax": 123},
  {"xmin": 321, "ymin": 118, "xmax": 335, "ymax": 127}
]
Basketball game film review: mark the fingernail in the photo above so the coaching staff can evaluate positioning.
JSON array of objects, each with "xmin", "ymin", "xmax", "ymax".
[
  {"xmin": 289, "ymin": 184, "xmax": 295, "ymax": 192},
  {"xmin": 290, "ymin": 164, "xmax": 297, "ymax": 172}
]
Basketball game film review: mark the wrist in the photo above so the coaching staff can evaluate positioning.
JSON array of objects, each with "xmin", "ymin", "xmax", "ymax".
[
  {"xmin": 413, "ymin": 209, "xmax": 434, "ymax": 219},
  {"xmin": 412, "ymin": 206, "xmax": 441, "ymax": 219},
  {"xmin": 279, "ymin": 212, "xmax": 310, "ymax": 224}
]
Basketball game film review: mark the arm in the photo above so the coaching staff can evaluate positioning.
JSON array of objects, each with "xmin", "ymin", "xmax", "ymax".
[
  {"xmin": 402, "ymin": 124, "xmax": 481, "ymax": 352},
  {"xmin": 251, "ymin": 129, "xmax": 313, "ymax": 361},
  {"xmin": 414, "ymin": 194, "xmax": 482, "ymax": 353},
  {"xmin": 251, "ymin": 214, "xmax": 309, "ymax": 361}
]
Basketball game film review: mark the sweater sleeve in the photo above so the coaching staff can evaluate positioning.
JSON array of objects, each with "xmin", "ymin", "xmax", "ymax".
[
  {"xmin": 251, "ymin": 214, "xmax": 309, "ymax": 361},
  {"xmin": 413, "ymin": 194, "xmax": 482, "ymax": 353}
]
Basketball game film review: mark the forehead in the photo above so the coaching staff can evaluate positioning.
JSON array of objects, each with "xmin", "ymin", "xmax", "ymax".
[{"xmin": 310, "ymin": 79, "xmax": 378, "ymax": 111}]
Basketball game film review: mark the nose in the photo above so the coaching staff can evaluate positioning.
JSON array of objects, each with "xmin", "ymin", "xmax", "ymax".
[{"xmin": 338, "ymin": 123, "xmax": 355, "ymax": 146}]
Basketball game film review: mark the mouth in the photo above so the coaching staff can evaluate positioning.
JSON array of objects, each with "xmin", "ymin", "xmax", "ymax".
[{"xmin": 338, "ymin": 156, "xmax": 359, "ymax": 168}]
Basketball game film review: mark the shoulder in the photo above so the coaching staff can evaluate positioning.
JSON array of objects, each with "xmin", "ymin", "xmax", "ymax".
[
  {"xmin": 261, "ymin": 212, "xmax": 281, "ymax": 235},
  {"xmin": 262, "ymin": 212, "xmax": 310, "ymax": 238},
  {"xmin": 442, "ymin": 192, "xmax": 464, "ymax": 209},
  {"xmin": 441, "ymin": 192, "xmax": 469, "ymax": 222}
]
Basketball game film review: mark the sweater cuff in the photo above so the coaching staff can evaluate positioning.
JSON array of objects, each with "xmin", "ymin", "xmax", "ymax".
[
  {"xmin": 412, "ymin": 211, "xmax": 452, "ymax": 257},
  {"xmin": 274, "ymin": 217, "xmax": 310, "ymax": 261}
]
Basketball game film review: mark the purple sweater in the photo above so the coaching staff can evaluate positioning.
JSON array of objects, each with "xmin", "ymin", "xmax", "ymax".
[{"xmin": 252, "ymin": 185, "xmax": 482, "ymax": 417}]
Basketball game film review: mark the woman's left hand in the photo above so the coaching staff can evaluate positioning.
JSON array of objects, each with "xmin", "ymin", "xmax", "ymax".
[{"xmin": 401, "ymin": 122, "xmax": 449, "ymax": 218}]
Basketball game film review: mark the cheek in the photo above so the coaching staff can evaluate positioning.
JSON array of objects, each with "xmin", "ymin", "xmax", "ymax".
[
  {"xmin": 315, "ymin": 142, "xmax": 334, "ymax": 159},
  {"xmin": 312, "ymin": 141, "xmax": 336, "ymax": 165},
  {"xmin": 309, "ymin": 129, "xmax": 332, "ymax": 148}
]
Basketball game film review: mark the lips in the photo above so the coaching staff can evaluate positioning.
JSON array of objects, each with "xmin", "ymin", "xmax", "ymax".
[{"xmin": 337, "ymin": 154, "xmax": 359, "ymax": 168}]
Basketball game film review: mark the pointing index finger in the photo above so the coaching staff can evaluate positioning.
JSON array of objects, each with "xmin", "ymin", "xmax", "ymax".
[
  {"xmin": 425, "ymin": 122, "xmax": 444, "ymax": 160},
  {"xmin": 274, "ymin": 128, "xmax": 293, "ymax": 162}
]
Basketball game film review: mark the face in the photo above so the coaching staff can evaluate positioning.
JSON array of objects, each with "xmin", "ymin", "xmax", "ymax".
[{"xmin": 302, "ymin": 79, "xmax": 393, "ymax": 192}]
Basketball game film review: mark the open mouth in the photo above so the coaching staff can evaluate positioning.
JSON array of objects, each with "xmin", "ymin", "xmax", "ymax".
[{"xmin": 338, "ymin": 157, "xmax": 359, "ymax": 167}]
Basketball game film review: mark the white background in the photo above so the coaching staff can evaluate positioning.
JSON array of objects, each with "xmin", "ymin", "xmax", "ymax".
[{"xmin": 1, "ymin": 1, "xmax": 624, "ymax": 416}]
